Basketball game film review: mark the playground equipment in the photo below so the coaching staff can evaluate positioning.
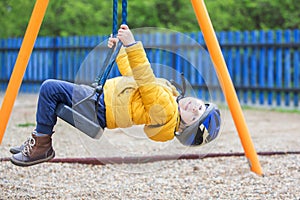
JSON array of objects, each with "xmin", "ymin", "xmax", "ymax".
[
  {"xmin": 0, "ymin": 0, "xmax": 263, "ymax": 176},
  {"xmin": 56, "ymin": 0, "xmax": 125, "ymax": 138}
]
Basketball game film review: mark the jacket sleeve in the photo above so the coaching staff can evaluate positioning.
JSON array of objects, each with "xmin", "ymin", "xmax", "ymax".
[
  {"xmin": 125, "ymin": 42, "xmax": 178, "ymax": 142},
  {"xmin": 116, "ymin": 47, "xmax": 133, "ymax": 76},
  {"xmin": 125, "ymin": 42, "xmax": 155, "ymax": 85}
]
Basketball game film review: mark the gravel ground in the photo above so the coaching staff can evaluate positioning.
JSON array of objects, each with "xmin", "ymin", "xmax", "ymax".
[{"xmin": 0, "ymin": 94, "xmax": 300, "ymax": 199}]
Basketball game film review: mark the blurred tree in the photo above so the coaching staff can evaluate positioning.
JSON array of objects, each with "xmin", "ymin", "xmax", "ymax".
[
  {"xmin": 41, "ymin": 0, "xmax": 113, "ymax": 36},
  {"xmin": 0, "ymin": 0, "xmax": 300, "ymax": 38},
  {"xmin": 206, "ymin": 0, "xmax": 300, "ymax": 31},
  {"xmin": 0, "ymin": 0, "xmax": 35, "ymax": 38}
]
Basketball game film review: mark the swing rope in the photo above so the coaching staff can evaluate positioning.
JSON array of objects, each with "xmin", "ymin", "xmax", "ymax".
[
  {"xmin": 122, "ymin": 0, "xmax": 127, "ymax": 25},
  {"xmin": 56, "ymin": 0, "xmax": 128, "ymax": 139},
  {"xmin": 94, "ymin": 0, "xmax": 127, "ymax": 88},
  {"xmin": 75, "ymin": 0, "xmax": 127, "ymax": 106},
  {"xmin": 112, "ymin": 0, "xmax": 118, "ymax": 35}
]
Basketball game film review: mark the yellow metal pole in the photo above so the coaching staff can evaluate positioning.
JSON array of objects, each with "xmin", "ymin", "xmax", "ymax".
[
  {"xmin": 191, "ymin": 0, "xmax": 263, "ymax": 176},
  {"xmin": 0, "ymin": 0, "xmax": 49, "ymax": 144}
]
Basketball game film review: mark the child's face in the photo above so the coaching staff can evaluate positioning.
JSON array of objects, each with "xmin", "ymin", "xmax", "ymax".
[{"xmin": 178, "ymin": 97, "xmax": 206, "ymax": 126}]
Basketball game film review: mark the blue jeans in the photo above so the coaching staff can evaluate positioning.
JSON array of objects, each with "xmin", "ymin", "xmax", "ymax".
[{"xmin": 36, "ymin": 79, "xmax": 106, "ymax": 135}]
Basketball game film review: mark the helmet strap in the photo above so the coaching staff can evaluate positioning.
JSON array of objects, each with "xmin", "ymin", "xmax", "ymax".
[{"xmin": 170, "ymin": 72, "xmax": 186, "ymax": 101}]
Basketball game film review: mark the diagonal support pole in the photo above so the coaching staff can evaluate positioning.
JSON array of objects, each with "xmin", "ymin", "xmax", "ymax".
[
  {"xmin": 190, "ymin": 0, "xmax": 263, "ymax": 176},
  {"xmin": 0, "ymin": 0, "xmax": 49, "ymax": 144}
]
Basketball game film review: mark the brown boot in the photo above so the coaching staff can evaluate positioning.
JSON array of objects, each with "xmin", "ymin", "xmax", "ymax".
[
  {"xmin": 10, "ymin": 132, "xmax": 55, "ymax": 167},
  {"xmin": 9, "ymin": 131, "xmax": 55, "ymax": 154}
]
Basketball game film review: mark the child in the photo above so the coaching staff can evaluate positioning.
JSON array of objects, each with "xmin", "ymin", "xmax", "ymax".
[{"xmin": 10, "ymin": 25, "xmax": 221, "ymax": 166}]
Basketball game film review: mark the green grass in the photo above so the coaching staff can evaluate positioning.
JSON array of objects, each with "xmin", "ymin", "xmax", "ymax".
[
  {"xmin": 267, "ymin": 107, "xmax": 300, "ymax": 114},
  {"xmin": 239, "ymin": 105, "xmax": 300, "ymax": 114},
  {"xmin": 217, "ymin": 103, "xmax": 300, "ymax": 114},
  {"xmin": 17, "ymin": 123, "xmax": 36, "ymax": 127}
]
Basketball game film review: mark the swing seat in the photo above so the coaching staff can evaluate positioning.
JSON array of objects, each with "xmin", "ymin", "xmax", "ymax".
[
  {"xmin": 55, "ymin": 103, "xmax": 102, "ymax": 139},
  {"xmin": 55, "ymin": 42, "xmax": 122, "ymax": 140}
]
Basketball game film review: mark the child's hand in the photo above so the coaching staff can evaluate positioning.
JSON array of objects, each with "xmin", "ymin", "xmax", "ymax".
[
  {"xmin": 108, "ymin": 34, "xmax": 119, "ymax": 48},
  {"xmin": 117, "ymin": 24, "xmax": 136, "ymax": 47}
]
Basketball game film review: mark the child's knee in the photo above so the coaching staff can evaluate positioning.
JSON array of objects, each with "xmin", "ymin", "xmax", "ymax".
[{"xmin": 39, "ymin": 79, "xmax": 60, "ymax": 96}]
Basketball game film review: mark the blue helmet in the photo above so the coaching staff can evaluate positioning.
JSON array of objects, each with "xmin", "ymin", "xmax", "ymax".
[{"xmin": 175, "ymin": 103, "xmax": 221, "ymax": 146}]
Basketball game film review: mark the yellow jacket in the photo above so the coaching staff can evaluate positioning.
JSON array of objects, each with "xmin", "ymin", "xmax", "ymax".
[{"xmin": 103, "ymin": 42, "xmax": 179, "ymax": 142}]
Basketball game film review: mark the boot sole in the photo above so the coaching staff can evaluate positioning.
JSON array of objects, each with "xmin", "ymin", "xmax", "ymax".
[{"xmin": 10, "ymin": 151, "xmax": 55, "ymax": 167}]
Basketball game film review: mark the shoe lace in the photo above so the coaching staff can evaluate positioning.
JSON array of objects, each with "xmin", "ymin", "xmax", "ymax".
[{"xmin": 21, "ymin": 136, "xmax": 36, "ymax": 156}]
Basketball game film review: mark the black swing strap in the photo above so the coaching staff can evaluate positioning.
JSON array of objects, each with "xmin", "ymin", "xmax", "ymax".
[{"xmin": 73, "ymin": 41, "xmax": 123, "ymax": 108}]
